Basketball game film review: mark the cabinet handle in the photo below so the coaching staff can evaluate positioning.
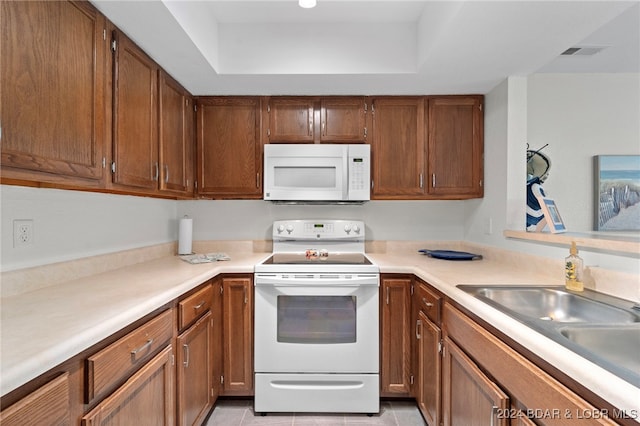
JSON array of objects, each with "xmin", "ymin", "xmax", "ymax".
[
  {"xmin": 490, "ymin": 405, "xmax": 498, "ymax": 426},
  {"xmin": 153, "ymin": 162, "xmax": 159, "ymax": 181},
  {"xmin": 164, "ymin": 164, "xmax": 169, "ymax": 183},
  {"xmin": 193, "ymin": 301, "xmax": 205, "ymax": 310},
  {"xmin": 244, "ymin": 286, "xmax": 248, "ymax": 304},
  {"xmin": 130, "ymin": 338, "xmax": 153, "ymax": 363},
  {"xmin": 183, "ymin": 343, "xmax": 190, "ymax": 368},
  {"xmin": 419, "ymin": 173, "xmax": 423, "ymax": 188},
  {"xmin": 422, "ymin": 298, "xmax": 433, "ymax": 308},
  {"xmin": 386, "ymin": 287, "xmax": 390, "ymax": 305},
  {"xmin": 432, "ymin": 173, "xmax": 436, "ymax": 188},
  {"xmin": 322, "ymin": 121, "xmax": 326, "ymax": 135},
  {"xmin": 309, "ymin": 119, "xmax": 313, "ymax": 136},
  {"xmin": 416, "ymin": 319, "xmax": 422, "ymax": 340}
]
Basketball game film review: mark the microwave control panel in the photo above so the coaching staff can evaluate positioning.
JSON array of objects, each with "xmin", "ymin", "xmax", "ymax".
[{"xmin": 348, "ymin": 144, "xmax": 371, "ymax": 200}]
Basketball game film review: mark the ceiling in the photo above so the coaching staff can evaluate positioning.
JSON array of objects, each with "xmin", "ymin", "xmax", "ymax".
[{"xmin": 91, "ymin": 0, "xmax": 640, "ymax": 96}]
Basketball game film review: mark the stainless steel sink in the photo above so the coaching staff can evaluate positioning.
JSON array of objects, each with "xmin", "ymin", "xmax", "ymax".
[
  {"xmin": 457, "ymin": 285, "xmax": 640, "ymax": 387},
  {"xmin": 466, "ymin": 286, "xmax": 639, "ymax": 323},
  {"xmin": 559, "ymin": 325, "xmax": 640, "ymax": 377}
]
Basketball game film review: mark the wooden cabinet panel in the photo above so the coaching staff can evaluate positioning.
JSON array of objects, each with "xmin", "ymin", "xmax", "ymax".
[
  {"xmin": 380, "ymin": 275, "xmax": 412, "ymax": 396},
  {"xmin": 85, "ymin": 309, "xmax": 173, "ymax": 404},
  {"xmin": 416, "ymin": 311, "xmax": 441, "ymax": 426},
  {"xmin": 427, "ymin": 96, "xmax": 483, "ymax": 198},
  {"xmin": 159, "ymin": 71, "xmax": 192, "ymax": 194},
  {"xmin": 320, "ymin": 97, "xmax": 366, "ymax": 143},
  {"xmin": 177, "ymin": 311, "xmax": 213, "ymax": 426},
  {"xmin": 211, "ymin": 279, "xmax": 223, "ymax": 403},
  {"xmin": 178, "ymin": 284, "xmax": 213, "ymax": 331},
  {"xmin": 0, "ymin": 373, "xmax": 70, "ymax": 426},
  {"xmin": 0, "ymin": 0, "xmax": 107, "ymax": 183},
  {"xmin": 81, "ymin": 345, "xmax": 175, "ymax": 426},
  {"xmin": 112, "ymin": 30, "xmax": 158, "ymax": 190},
  {"xmin": 442, "ymin": 336, "xmax": 509, "ymax": 426},
  {"xmin": 443, "ymin": 303, "xmax": 619, "ymax": 426},
  {"xmin": 197, "ymin": 97, "xmax": 262, "ymax": 198},
  {"xmin": 371, "ymin": 97, "xmax": 425, "ymax": 198},
  {"xmin": 222, "ymin": 276, "xmax": 253, "ymax": 395},
  {"xmin": 415, "ymin": 280, "xmax": 441, "ymax": 324},
  {"xmin": 266, "ymin": 97, "xmax": 316, "ymax": 143}
]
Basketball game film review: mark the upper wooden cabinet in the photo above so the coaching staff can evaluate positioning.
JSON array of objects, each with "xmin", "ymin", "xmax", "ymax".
[
  {"xmin": 159, "ymin": 71, "xmax": 195, "ymax": 196},
  {"xmin": 196, "ymin": 97, "xmax": 262, "ymax": 199},
  {"xmin": 111, "ymin": 30, "xmax": 159, "ymax": 191},
  {"xmin": 265, "ymin": 96, "xmax": 367, "ymax": 144},
  {"xmin": 427, "ymin": 96, "xmax": 484, "ymax": 198},
  {"xmin": 371, "ymin": 96, "xmax": 484, "ymax": 200},
  {"xmin": 0, "ymin": 0, "xmax": 108, "ymax": 186},
  {"xmin": 370, "ymin": 97, "xmax": 426, "ymax": 198}
]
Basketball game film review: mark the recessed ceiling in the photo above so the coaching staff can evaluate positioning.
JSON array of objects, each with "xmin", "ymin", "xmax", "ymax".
[{"xmin": 91, "ymin": 0, "xmax": 639, "ymax": 95}]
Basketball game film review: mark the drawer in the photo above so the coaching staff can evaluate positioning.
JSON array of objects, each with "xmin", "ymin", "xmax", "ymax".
[
  {"xmin": 416, "ymin": 281, "xmax": 441, "ymax": 324},
  {"xmin": 86, "ymin": 309, "xmax": 173, "ymax": 403},
  {"xmin": 178, "ymin": 284, "xmax": 213, "ymax": 330}
]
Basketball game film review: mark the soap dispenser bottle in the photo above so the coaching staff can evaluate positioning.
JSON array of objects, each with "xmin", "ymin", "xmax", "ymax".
[{"xmin": 565, "ymin": 242, "xmax": 584, "ymax": 292}]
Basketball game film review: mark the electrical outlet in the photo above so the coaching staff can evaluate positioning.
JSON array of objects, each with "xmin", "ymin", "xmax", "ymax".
[{"xmin": 13, "ymin": 219, "xmax": 34, "ymax": 248}]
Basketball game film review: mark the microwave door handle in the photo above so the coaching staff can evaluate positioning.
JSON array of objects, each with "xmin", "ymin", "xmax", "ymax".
[{"xmin": 343, "ymin": 153, "xmax": 349, "ymax": 199}]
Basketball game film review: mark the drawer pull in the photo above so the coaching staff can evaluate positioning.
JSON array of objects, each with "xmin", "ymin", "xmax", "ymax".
[
  {"xmin": 130, "ymin": 339, "xmax": 153, "ymax": 363},
  {"xmin": 193, "ymin": 301, "xmax": 205, "ymax": 310},
  {"xmin": 422, "ymin": 297, "xmax": 434, "ymax": 308}
]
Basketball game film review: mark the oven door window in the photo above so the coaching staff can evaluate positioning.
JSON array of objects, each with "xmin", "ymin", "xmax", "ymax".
[{"xmin": 277, "ymin": 296, "xmax": 356, "ymax": 344}]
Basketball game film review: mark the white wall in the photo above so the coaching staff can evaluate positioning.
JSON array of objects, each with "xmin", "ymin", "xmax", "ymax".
[
  {"xmin": 465, "ymin": 75, "xmax": 640, "ymax": 275},
  {"xmin": 0, "ymin": 186, "xmax": 177, "ymax": 272},
  {"xmin": 177, "ymin": 200, "xmax": 466, "ymax": 242},
  {"xmin": 527, "ymin": 73, "xmax": 640, "ymax": 232}
]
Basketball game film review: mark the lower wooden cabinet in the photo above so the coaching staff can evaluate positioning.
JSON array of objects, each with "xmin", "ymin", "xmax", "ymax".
[
  {"xmin": 380, "ymin": 275, "xmax": 412, "ymax": 397},
  {"xmin": 221, "ymin": 275, "xmax": 254, "ymax": 395},
  {"xmin": 81, "ymin": 345, "xmax": 175, "ymax": 426},
  {"xmin": 442, "ymin": 302, "xmax": 619, "ymax": 426},
  {"xmin": 442, "ymin": 336, "xmax": 509, "ymax": 426},
  {"xmin": 0, "ymin": 373, "xmax": 71, "ymax": 426},
  {"xmin": 177, "ymin": 311, "xmax": 213, "ymax": 426},
  {"xmin": 415, "ymin": 310, "xmax": 441, "ymax": 426}
]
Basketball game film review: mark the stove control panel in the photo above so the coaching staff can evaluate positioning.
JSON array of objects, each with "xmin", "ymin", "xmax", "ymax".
[{"xmin": 273, "ymin": 219, "xmax": 365, "ymax": 240}]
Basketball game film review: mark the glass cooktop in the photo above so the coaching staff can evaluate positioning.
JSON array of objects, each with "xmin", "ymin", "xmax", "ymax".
[{"xmin": 262, "ymin": 253, "xmax": 372, "ymax": 266}]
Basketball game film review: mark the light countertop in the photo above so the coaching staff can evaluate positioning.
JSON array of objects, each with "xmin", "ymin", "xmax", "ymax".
[{"xmin": 1, "ymin": 247, "xmax": 638, "ymax": 414}]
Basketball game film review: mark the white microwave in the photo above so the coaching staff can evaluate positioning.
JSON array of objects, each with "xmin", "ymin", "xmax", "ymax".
[{"xmin": 263, "ymin": 144, "xmax": 370, "ymax": 202}]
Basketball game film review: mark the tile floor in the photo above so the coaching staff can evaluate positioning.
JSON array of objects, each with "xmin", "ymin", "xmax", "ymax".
[{"xmin": 205, "ymin": 398, "xmax": 427, "ymax": 426}]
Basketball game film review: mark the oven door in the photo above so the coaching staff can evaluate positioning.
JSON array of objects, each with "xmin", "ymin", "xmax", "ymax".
[{"xmin": 254, "ymin": 273, "xmax": 379, "ymax": 374}]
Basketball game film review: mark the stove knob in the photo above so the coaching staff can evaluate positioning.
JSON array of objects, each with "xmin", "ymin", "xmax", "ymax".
[
  {"xmin": 353, "ymin": 225, "xmax": 361, "ymax": 234},
  {"xmin": 286, "ymin": 224, "xmax": 294, "ymax": 234},
  {"xmin": 344, "ymin": 224, "xmax": 352, "ymax": 234},
  {"xmin": 277, "ymin": 225, "xmax": 285, "ymax": 234}
]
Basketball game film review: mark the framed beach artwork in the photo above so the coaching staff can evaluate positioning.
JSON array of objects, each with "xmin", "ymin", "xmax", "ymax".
[{"xmin": 594, "ymin": 155, "xmax": 640, "ymax": 231}]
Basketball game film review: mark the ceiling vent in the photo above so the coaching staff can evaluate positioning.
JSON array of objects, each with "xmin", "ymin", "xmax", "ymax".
[{"xmin": 561, "ymin": 46, "xmax": 607, "ymax": 56}]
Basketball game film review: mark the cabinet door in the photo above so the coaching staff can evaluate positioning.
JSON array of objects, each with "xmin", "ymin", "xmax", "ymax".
[
  {"xmin": 320, "ymin": 97, "xmax": 366, "ymax": 143},
  {"xmin": 267, "ymin": 97, "xmax": 316, "ymax": 143},
  {"xmin": 81, "ymin": 345, "xmax": 175, "ymax": 426},
  {"xmin": 197, "ymin": 97, "xmax": 262, "ymax": 198},
  {"xmin": 211, "ymin": 279, "xmax": 223, "ymax": 402},
  {"xmin": 427, "ymin": 96, "xmax": 483, "ymax": 198},
  {"xmin": 416, "ymin": 311, "xmax": 441, "ymax": 426},
  {"xmin": 442, "ymin": 337, "xmax": 508, "ymax": 426},
  {"xmin": 222, "ymin": 276, "xmax": 253, "ymax": 395},
  {"xmin": 380, "ymin": 276, "xmax": 412, "ymax": 396},
  {"xmin": 0, "ymin": 0, "xmax": 106, "ymax": 183},
  {"xmin": 159, "ymin": 71, "xmax": 191, "ymax": 194},
  {"xmin": 371, "ymin": 97, "xmax": 426, "ymax": 198},
  {"xmin": 112, "ymin": 30, "xmax": 159, "ymax": 190},
  {"xmin": 0, "ymin": 373, "xmax": 70, "ymax": 426},
  {"xmin": 177, "ymin": 312, "xmax": 213, "ymax": 426}
]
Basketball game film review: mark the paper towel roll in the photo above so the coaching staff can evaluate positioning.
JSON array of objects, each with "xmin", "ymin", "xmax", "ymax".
[{"xmin": 178, "ymin": 216, "xmax": 193, "ymax": 255}]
